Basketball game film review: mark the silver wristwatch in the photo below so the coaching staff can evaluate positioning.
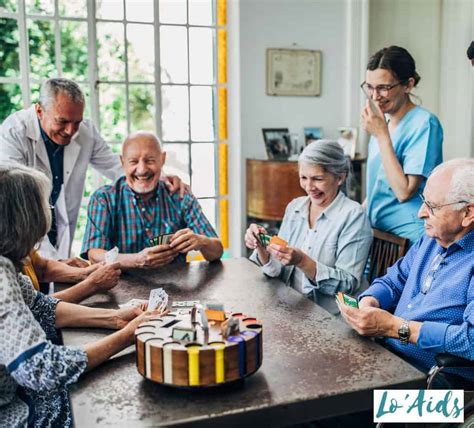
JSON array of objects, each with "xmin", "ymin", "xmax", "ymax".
[{"xmin": 398, "ymin": 319, "xmax": 411, "ymax": 345}]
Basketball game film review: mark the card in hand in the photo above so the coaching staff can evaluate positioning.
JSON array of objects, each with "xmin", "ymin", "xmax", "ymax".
[
  {"xmin": 104, "ymin": 246, "xmax": 119, "ymax": 264},
  {"xmin": 336, "ymin": 292, "xmax": 359, "ymax": 308},
  {"xmin": 148, "ymin": 288, "xmax": 169, "ymax": 312},
  {"xmin": 160, "ymin": 233, "xmax": 173, "ymax": 245},
  {"xmin": 258, "ymin": 232, "xmax": 271, "ymax": 247}
]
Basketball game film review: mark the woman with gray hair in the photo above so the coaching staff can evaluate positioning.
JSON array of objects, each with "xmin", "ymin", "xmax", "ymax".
[
  {"xmin": 245, "ymin": 140, "xmax": 372, "ymax": 314},
  {"xmin": 0, "ymin": 164, "xmax": 161, "ymax": 427}
]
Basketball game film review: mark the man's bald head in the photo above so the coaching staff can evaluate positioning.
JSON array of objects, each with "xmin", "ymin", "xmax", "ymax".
[{"xmin": 122, "ymin": 131, "xmax": 162, "ymax": 156}]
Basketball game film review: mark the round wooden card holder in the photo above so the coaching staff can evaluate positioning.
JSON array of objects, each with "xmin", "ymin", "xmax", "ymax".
[{"xmin": 135, "ymin": 304, "xmax": 263, "ymax": 388}]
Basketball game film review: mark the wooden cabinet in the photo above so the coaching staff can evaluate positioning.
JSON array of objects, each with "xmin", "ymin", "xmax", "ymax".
[
  {"xmin": 246, "ymin": 157, "xmax": 366, "ymax": 222},
  {"xmin": 246, "ymin": 159, "xmax": 305, "ymax": 221}
]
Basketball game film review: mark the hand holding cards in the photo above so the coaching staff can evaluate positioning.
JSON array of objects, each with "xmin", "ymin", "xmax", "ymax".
[
  {"xmin": 105, "ymin": 246, "xmax": 119, "ymax": 264},
  {"xmin": 148, "ymin": 287, "xmax": 169, "ymax": 312},
  {"xmin": 336, "ymin": 292, "xmax": 359, "ymax": 308},
  {"xmin": 149, "ymin": 233, "xmax": 174, "ymax": 247}
]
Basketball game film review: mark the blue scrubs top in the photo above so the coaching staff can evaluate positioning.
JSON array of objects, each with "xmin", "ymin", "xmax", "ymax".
[{"xmin": 367, "ymin": 106, "xmax": 443, "ymax": 245}]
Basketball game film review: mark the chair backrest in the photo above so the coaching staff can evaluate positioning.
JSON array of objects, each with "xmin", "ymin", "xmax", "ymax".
[{"xmin": 367, "ymin": 229, "xmax": 409, "ymax": 283}]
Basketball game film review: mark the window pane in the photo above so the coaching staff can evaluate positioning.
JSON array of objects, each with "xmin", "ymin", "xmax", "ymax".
[
  {"xmin": 0, "ymin": 83, "xmax": 22, "ymax": 122},
  {"xmin": 189, "ymin": 27, "xmax": 214, "ymax": 84},
  {"xmin": 0, "ymin": 18, "xmax": 20, "ymax": 77},
  {"xmin": 161, "ymin": 85, "xmax": 189, "ymax": 141},
  {"xmin": 97, "ymin": 22, "xmax": 125, "ymax": 81},
  {"xmin": 127, "ymin": 24, "xmax": 154, "ymax": 82},
  {"xmin": 26, "ymin": 0, "xmax": 54, "ymax": 15},
  {"xmin": 159, "ymin": 0, "xmax": 186, "ymax": 24},
  {"xmin": 160, "ymin": 26, "xmax": 188, "ymax": 84},
  {"xmin": 129, "ymin": 84, "xmax": 155, "ymax": 133},
  {"xmin": 78, "ymin": 83, "xmax": 91, "ymax": 120},
  {"xmin": 30, "ymin": 83, "xmax": 41, "ymax": 103},
  {"xmin": 0, "ymin": 0, "xmax": 17, "ymax": 12},
  {"xmin": 197, "ymin": 198, "xmax": 216, "ymax": 229},
  {"xmin": 162, "ymin": 143, "xmax": 190, "ymax": 184},
  {"xmin": 125, "ymin": 0, "xmax": 153, "ymax": 22},
  {"xmin": 61, "ymin": 20, "xmax": 88, "ymax": 80},
  {"xmin": 190, "ymin": 86, "xmax": 214, "ymax": 141},
  {"xmin": 191, "ymin": 143, "xmax": 215, "ymax": 197},
  {"xmin": 59, "ymin": 0, "xmax": 86, "ymax": 17},
  {"xmin": 99, "ymin": 84, "xmax": 127, "ymax": 142},
  {"xmin": 96, "ymin": 0, "xmax": 124, "ymax": 20},
  {"xmin": 28, "ymin": 19, "xmax": 56, "ymax": 80},
  {"xmin": 189, "ymin": 0, "xmax": 213, "ymax": 26}
]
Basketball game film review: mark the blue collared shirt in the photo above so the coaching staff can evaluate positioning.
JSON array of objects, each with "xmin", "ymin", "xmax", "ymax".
[{"xmin": 360, "ymin": 230, "xmax": 474, "ymax": 379}]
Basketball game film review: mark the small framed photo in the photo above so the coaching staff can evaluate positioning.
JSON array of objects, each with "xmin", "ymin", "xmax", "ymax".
[
  {"xmin": 303, "ymin": 127, "xmax": 323, "ymax": 146},
  {"xmin": 337, "ymin": 127, "xmax": 358, "ymax": 159},
  {"xmin": 262, "ymin": 128, "xmax": 291, "ymax": 160}
]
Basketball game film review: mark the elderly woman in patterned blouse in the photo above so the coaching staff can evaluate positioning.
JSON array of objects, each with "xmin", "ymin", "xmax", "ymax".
[
  {"xmin": 0, "ymin": 164, "xmax": 160, "ymax": 427},
  {"xmin": 246, "ymin": 140, "xmax": 373, "ymax": 315}
]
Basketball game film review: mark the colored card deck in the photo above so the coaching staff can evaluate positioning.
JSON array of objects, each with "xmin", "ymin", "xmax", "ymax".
[
  {"xmin": 149, "ymin": 233, "xmax": 174, "ymax": 247},
  {"xmin": 258, "ymin": 232, "xmax": 271, "ymax": 247},
  {"xmin": 269, "ymin": 235, "xmax": 288, "ymax": 248},
  {"xmin": 336, "ymin": 292, "xmax": 359, "ymax": 308}
]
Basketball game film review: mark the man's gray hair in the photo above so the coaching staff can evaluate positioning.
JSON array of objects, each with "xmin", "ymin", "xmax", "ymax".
[
  {"xmin": 432, "ymin": 158, "xmax": 474, "ymax": 210},
  {"xmin": 39, "ymin": 78, "xmax": 85, "ymax": 110},
  {"xmin": 298, "ymin": 139, "xmax": 352, "ymax": 193},
  {"xmin": 0, "ymin": 164, "xmax": 52, "ymax": 269}
]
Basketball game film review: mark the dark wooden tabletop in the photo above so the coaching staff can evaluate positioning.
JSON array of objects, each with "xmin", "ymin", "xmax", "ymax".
[{"xmin": 61, "ymin": 258, "xmax": 425, "ymax": 427}]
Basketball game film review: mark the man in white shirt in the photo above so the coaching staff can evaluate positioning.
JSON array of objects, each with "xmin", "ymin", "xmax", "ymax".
[{"xmin": 0, "ymin": 78, "xmax": 184, "ymax": 262}]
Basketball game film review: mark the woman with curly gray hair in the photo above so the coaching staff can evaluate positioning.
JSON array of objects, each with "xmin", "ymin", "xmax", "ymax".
[{"xmin": 245, "ymin": 140, "xmax": 372, "ymax": 314}]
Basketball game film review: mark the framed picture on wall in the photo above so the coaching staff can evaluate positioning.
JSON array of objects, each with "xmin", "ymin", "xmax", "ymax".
[
  {"xmin": 337, "ymin": 127, "xmax": 358, "ymax": 159},
  {"xmin": 266, "ymin": 48, "xmax": 321, "ymax": 96},
  {"xmin": 262, "ymin": 128, "xmax": 291, "ymax": 160},
  {"xmin": 303, "ymin": 127, "xmax": 323, "ymax": 145}
]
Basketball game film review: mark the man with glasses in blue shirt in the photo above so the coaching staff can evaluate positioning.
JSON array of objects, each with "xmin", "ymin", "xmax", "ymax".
[{"xmin": 339, "ymin": 158, "xmax": 473, "ymax": 388}]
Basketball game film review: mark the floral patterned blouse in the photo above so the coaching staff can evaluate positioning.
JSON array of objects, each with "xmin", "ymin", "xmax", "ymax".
[{"xmin": 0, "ymin": 256, "xmax": 88, "ymax": 427}]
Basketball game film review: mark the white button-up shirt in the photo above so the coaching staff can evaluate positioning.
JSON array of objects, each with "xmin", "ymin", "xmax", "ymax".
[{"xmin": 250, "ymin": 191, "xmax": 373, "ymax": 314}]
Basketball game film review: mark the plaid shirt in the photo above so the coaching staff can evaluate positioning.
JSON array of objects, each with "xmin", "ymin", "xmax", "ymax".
[{"xmin": 81, "ymin": 176, "xmax": 217, "ymax": 260}]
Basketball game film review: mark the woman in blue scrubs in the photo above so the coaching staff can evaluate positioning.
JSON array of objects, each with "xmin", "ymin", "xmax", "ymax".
[{"xmin": 361, "ymin": 46, "xmax": 443, "ymax": 245}]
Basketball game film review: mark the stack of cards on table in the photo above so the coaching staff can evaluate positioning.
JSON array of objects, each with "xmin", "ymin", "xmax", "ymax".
[
  {"xmin": 336, "ymin": 292, "xmax": 359, "ymax": 308},
  {"xmin": 104, "ymin": 246, "xmax": 119, "ymax": 264},
  {"xmin": 148, "ymin": 287, "xmax": 169, "ymax": 312},
  {"xmin": 118, "ymin": 298, "xmax": 147, "ymax": 309},
  {"xmin": 149, "ymin": 233, "xmax": 173, "ymax": 247}
]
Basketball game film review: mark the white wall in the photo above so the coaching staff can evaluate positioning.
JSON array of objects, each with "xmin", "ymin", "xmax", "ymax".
[
  {"xmin": 369, "ymin": 0, "xmax": 474, "ymax": 159},
  {"xmin": 240, "ymin": 0, "xmax": 353, "ymax": 161}
]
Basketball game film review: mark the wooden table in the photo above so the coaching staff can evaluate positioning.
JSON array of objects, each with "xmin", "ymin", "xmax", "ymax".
[{"xmin": 61, "ymin": 258, "xmax": 425, "ymax": 427}]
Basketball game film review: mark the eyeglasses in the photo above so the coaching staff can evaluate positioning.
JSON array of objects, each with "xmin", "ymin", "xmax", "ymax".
[
  {"xmin": 360, "ymin": 81, "xmax": 402, "ymax": 97},
  {"xmin": 421, "ymin": 252, "xmax": 445, "ymax": 294},
  {"xmin": 419, "ymin": 193, "xmax": 469, "ymax": 216}
]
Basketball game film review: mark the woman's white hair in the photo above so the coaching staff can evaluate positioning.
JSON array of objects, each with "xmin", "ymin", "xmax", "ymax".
[
  {"xmin": 431, "ymin": 158, "xmax": 474, "ymax": 210},
  {"xmin": 298, "ymin": 139, "xmax": 351, "ymax": 193}
]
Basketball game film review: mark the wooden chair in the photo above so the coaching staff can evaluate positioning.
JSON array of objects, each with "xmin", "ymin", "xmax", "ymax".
[{"xmin": 367, "ymin": 229, "xmax": 409, "ymax": 283}]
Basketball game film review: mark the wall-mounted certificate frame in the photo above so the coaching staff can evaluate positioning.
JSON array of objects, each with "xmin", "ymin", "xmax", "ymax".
[{"xmin": 266, "ymin": 48, "xmax": 321, "ymax": 96}]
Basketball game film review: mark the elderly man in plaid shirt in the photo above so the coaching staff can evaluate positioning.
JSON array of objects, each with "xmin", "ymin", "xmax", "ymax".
[{"xmin": 81, "ymin": 131, "xmax": 223, "ymax": 269}]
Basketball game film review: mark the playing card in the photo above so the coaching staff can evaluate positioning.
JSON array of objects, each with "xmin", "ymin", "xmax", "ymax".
[
  {"xmin": 171, "ymin": 300, "xmax": 200, "ymax": 308},
  {"xmin": 148, "ymin": 288, "xmax": 168, "ymax": 312},
  {"xmin": 258, "ymin": 232, "xmax": 271, "ymax": 247},
  {"xmin": 161, "ymin": 233, "xmax": 173, "ymax": 245},
  {"xmin": 105, "ymin": 246, "xmax": 119, "ymax": 264},
  {"xmin": 118, "ymin": 298, "xmax": 147, "ymax": 309}
]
